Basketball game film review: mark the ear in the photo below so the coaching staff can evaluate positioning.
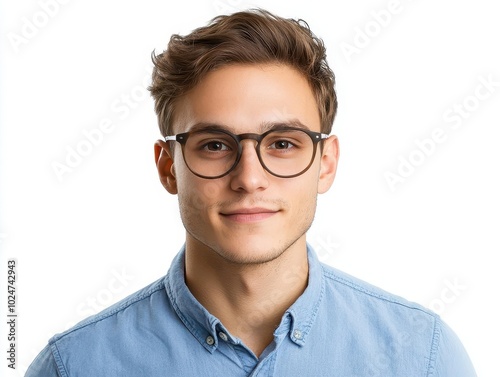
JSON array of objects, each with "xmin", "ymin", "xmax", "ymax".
[
  {"xmin": 154, "ymin": 140, "xmax": 178, "ymax": 194},
  {"xmin": 317, "ymin": 135, "xmax": 339, "ymax": 194}
]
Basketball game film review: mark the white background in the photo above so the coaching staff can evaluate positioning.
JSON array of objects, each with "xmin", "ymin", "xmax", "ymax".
[{"xmin": 1, "ymin": 0, "xmax": 499, "ymax": 375}]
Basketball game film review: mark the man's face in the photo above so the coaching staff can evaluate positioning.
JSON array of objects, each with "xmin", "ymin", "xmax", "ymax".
[{"xmin": 158, "ymin": 63, "xmax": 338, "ymax": 264}]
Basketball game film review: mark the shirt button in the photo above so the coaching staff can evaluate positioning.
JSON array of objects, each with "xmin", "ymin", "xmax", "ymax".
[
  {"xmin": 219, "ymin": 332, "xmax": 228, "ymax": 342},
  {"xmin": 293, "ymin": 329, "xmax": 303, "ymax": 340},
  {"xmin": 206, "ymin": 336, "xmax": 215, "ymax": 346}
]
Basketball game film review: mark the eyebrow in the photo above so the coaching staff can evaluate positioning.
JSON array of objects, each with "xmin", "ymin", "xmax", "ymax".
[{"xmin": 186, "ymin": 119, "xmax": 311, "ymax": 134}]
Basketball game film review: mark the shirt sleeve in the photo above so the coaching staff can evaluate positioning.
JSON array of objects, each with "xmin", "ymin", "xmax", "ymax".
[
  {"xmin": 25, "ymin": 345, "xmax": 61, "ymax": 377},
  {"xmin": 432, "ymin": 318, "xmax": 477, "ymax": 377}
]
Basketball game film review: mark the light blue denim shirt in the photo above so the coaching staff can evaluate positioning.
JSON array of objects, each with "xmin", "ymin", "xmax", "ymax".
[{"xmin": 26, "ymin": 245, "xmax": 476, "ymax": 376}]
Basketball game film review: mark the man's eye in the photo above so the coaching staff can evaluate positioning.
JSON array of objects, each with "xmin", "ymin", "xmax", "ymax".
[
  {"xmin": 269, "ymin": 140, "xmax": 294, "ymax": 150},
  {"xmin": 203, "ymin": 141, "xmax": 230, "ymax": 151}
]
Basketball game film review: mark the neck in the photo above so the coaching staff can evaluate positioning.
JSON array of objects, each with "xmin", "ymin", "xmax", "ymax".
[{"xmin": 184, "ymin": 236, "xmax": 309, "ymax": 357}]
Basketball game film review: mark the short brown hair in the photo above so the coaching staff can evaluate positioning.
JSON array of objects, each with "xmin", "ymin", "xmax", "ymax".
[{"xmin": 149, "ymin": 9, "xmax": 337, "ymax": 136}]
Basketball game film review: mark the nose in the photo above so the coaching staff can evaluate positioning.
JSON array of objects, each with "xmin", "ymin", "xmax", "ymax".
[{"xmin": 229, "ymin": 140, "xmax": 269, "ymax": 193}]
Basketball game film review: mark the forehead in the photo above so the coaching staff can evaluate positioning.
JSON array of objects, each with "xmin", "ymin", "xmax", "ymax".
[{"xmin": 173, "ymin": 64, "xmax": 321, "ymax": 134}]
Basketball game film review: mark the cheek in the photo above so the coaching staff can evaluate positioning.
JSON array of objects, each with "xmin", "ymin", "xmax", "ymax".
[
  {"xmin": 296, "ymin": 167, "xmax": 321, "ymax": 206},
  {"xmin": 177, "ymin": 183, "xmax": 209, "ymax": 235},
  {"xmin": 285, "ymin": 178, "xmax": 318, "ymax": 213},
  {"xmin": 176, "ymin": 176, "xmax": 225, "ymax": 216}
]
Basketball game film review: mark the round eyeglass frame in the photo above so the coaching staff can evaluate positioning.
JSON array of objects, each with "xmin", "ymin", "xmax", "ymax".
[{"xmin": 164, "ymin": 127, "xmax": 329, "ymax": 179}]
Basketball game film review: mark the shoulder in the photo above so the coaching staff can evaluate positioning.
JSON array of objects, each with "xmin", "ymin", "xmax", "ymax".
[
  {"xmin": 52, "ymin": 275, "xmax": 167, "ymax": 343},
  {"xmin": 49, "ymin": 276, "xmax": 172, "ymax": 371},
  {"xmin": 318, "ymin": 262, "xmax": 439, "ymax": 343},
  {"xmin": 318, "ymin": 263, "xmax": 476, "ymax": 376},
  {"xmin": 25, "ymin": 276, "xmax": 171, "ymax": 376},
  {"xmin": 320, "ymin": 262, "xmax": 435, "ymax": 316}
]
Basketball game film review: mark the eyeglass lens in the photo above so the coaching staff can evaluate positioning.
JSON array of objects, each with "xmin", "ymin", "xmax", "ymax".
[{"xmin": 181, "ymin": 129, "xmax": 317, "ymax": 178}]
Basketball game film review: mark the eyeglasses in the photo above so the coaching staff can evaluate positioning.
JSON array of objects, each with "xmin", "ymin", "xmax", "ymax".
[{"xmin": 165, "ymin": 127, "xmax": 329, "ymax": 179}]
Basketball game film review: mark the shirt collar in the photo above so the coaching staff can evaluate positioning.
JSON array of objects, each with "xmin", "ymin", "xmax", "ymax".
[{"xmin": 165, "ymin": 244, "xmax": 324, "ymax": 352}]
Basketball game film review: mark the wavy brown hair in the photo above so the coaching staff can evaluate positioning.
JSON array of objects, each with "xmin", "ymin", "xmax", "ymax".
[{"xmin": 149, "ymin": 9, "xmax": 337, "ymax": 136}]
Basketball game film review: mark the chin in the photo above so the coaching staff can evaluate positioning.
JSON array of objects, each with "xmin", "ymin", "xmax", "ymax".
[
  {"xmin": 217, "ymin": 247, "xmax": 285, "ymax": 265},
  {"xmin": 211, "ymin": 234, "xmax": 302, "ymax": 265}
]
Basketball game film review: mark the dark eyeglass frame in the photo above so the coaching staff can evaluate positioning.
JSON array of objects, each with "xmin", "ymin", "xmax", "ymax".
[{"xmin": 165, "ymin": 127, "xmax": 329, "ymax": 179}]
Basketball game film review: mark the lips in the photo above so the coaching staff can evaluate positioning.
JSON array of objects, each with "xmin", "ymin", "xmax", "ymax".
[{"xmin": 220, "ymin": 207, "xmax": 279, "ymax": 223}]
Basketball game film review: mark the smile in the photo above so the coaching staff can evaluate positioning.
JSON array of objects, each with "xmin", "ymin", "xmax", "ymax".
[{"xmin": 220, "ymin": 208, "xmax": 279, "ymax": 223}]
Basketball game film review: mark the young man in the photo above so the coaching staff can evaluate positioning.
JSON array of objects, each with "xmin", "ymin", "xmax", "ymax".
[{"xmin": 26, "ymin": 9, "xmax": 476, "ymax": 376}]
